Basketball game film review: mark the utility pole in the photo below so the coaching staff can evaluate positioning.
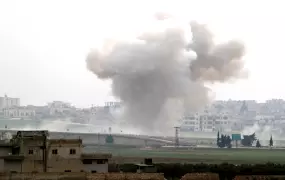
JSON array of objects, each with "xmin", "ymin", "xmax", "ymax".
[{"xmin": 174, "ymin": 127, "xmax": 180, "ymax": 148}]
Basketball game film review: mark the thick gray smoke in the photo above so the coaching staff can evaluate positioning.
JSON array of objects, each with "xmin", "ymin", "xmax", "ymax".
[
  {"xmin": 189, "ymin": 21, "xmax": 246, "ymax": 82},
  {"xmin": 86, "ymin": 15, "xmax": 246, "ymax": 134}
]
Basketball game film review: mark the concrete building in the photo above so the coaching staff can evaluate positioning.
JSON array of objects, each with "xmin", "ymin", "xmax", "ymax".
[
  {"xmin": 0, "ymin": 95, "xmax": 20, "ymax": 110},
  {"xmin": 214, "ymin": 114, "xmax": 231, "ymax": 132},
  {"xmin": 180, "ymin": 114, "xmax": 200, "ymax": 132},
  {"xmin": 0, "ymin": 130, "xmax": 112, "ymax": 173},
  {"xmin": 3, "ymin": 107, "xmax": 36, "ymax": 118},
  {"xmin": 48, "ymin": 101, "xmax": 73, "ymax": 115}
]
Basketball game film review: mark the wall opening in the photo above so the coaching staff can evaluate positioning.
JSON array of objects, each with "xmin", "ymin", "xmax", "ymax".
[
  {"xmin": 69, "ymin": 149, "xmax": 76, "ymax": 155},
  {"xmin": 52, "ymin": 149, "xmax": 58, "ymax": 155},
  {"xmin": 28, "ymin": 149, "xmax": 33, "ymax": 154},
  {"xmin": 82, "ymin": 159, "xmax": 92, "ymax": 164}
]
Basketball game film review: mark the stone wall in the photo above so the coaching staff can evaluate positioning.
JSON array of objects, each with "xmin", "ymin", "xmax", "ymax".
[{"xmin": 0, "ymin": 172, "xmax": 165, "ymax": 180}]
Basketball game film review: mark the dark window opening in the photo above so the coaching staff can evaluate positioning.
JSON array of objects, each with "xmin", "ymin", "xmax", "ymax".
[
  {"xmin": 28, "ymin": 149, "xmax": 33, "ymax": 154},
  {"xmin": 91, "ymin": 170, "xmax": 97, "ymax": 173},
  {"xmin": 97, "ymin": 159, "xmax": 105, "ymax": 164},
  {"xmin": 82, "ymin": 159, "xmax": 92, "ymax": 164},
  {"xmin": 64, "ymin": 170, "xmax": 71, "ymax": 172},
  {"xmin": 69, "ymin": 149, "xmax": 76, "ymax": 155},
  {"xmin": 12, "ymin": 148, "xmax": 19, "ymax": 155},
  {"xmin": 52, "ymin": 149, "xmax": 58, "ymax": 154}
]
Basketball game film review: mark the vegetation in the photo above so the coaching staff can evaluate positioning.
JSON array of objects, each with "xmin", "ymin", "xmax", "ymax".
[
  {"xmin": 216, "ymin": 131, "xmax": 220, "ymax": 147},
  {"xmin": 217, "ymin": 131, "xmax": 262, "ymax": 148},
  {"xmin": 270, "ymin": 135, "xmax": 273, "ymax": 147},
  {"xmin": 216, "ymin": 131, "xmax": 275, "ymax": 149},
  {"xmin": 241, "ymin": 133, "xmax": 257, "ymax": 146},
  {"xmin": 117, "ymin": 163, "xmax": 285, "ymax": 180},
  {"xmin": 256, "ymin": 139, "xmax": 261, "ymax": 148},
  {"xmin": 93, "ymin": 146, "xmax": 285, "ymax": 164},
  {"xmin": 217, "ymin": 132, "xmax": 232, "ymax": 148}
]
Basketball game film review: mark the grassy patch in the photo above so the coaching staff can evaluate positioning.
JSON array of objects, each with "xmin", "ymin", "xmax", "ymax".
[{"xmin": 90, "ymin": 146, "xmax": 285, "ymax": 164}]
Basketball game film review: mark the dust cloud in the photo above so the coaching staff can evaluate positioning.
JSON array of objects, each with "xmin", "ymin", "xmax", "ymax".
[{"xmin": 86, "ymin": 14, "xmax": 246, "ymax": 135}]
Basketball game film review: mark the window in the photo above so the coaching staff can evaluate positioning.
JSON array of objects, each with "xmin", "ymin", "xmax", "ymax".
[
  {"xmin": 28, "ymin": 149, "xmax": 33, "ymax": 154},
  {"xmin": 96, "ymin": 159, "xmax": 105, "ymax": 164},
  {"xmin": 82, "ymin": 159, "xmax": 92, "ymax": 164},
  {"xmin": 69, "ymin": 149, "xmax": 76, "ymax": 155},
  {"xmin": 64, "ymin": 170, "xmax": 71, "ymax": 172},
  {"xmin": 52, "ymin": 149, "xmax": 58, "ymax": 155}
]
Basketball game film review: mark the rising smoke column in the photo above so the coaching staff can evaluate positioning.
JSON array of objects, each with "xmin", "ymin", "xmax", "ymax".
[
  {"xmin": 189, "ymin": 21, "xmax": 246, "ymax": 82},
  {"xmin": 86, "ymin": 15, "xmax": 246, "ymax": 134}
]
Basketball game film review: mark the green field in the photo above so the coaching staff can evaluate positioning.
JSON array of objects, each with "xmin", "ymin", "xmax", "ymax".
[{"xmin": 85, "ymin": 146, "xmax": 285, "ymax": 164}]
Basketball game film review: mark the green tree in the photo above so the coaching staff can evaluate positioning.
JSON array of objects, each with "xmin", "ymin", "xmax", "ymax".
[
  {"xmin": 269, "ymin": 135, "xmax": 273, "ymax": 147},
  {"xmin": 217, "ymin": 134, "xmax": 232, "ymax": 148},
  {"xmin": 256, "ymin": 139, "xmax": 261, "ymax": 148},
  {"xmin": 241, "ymin": 133, "xmax": 256, "ymax": 146},
  {"xmin": 226, "ymin": 135, "xmax": 232, "ymax": 148},
  {"xmin": 217, "ymin": 131, "xmax": 220, "ymax": 147}
]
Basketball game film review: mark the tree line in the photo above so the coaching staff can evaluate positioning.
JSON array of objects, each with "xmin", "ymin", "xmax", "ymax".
[{"xmin": 217, "ymin": 131, "xmax": 274, "ymax": 148}]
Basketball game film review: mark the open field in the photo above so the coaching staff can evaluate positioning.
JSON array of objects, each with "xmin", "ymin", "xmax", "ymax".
[{"xmin": 85, "ymin": 146, "xmax": 285, "ymax": 164}]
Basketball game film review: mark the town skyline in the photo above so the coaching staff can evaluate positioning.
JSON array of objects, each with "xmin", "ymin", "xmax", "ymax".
[{"xmin": 2, "ymin": 93, "xmax": 285, "ymax": 108}]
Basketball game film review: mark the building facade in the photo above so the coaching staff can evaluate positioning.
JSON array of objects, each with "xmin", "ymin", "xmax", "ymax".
[
  {"xmin": 48, "ymin": 101, "xmax": 72, "ymax": 115},
  {"xmin": 0, "ymin": 95, "xmax": 20, "ymax": 110},
  {"xmin": 3, "ymin": 107, "xmax": 36, "ymax": 118},
  {"xmin": 0, "ymin": 131, "xmax": 112, "ymax": 173}
]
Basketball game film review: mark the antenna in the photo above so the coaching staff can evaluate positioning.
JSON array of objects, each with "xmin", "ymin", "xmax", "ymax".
[{"xmin": 174, "ymin": 127, "xmax": 180, "ymax": 148}]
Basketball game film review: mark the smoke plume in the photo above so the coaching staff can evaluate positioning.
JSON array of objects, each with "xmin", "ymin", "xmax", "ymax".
[
  {"xmin": 86, "ymin": 15, "xmax": 246, "ymax": 134},
  {"xmin": 189, "ymin": 21, "xmax": 246, "ymax": 82}
]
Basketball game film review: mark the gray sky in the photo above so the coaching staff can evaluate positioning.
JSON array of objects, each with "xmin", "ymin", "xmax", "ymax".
[{"xmin": 0, "ymin": 0, "xmax": 284, "ymax": 107}]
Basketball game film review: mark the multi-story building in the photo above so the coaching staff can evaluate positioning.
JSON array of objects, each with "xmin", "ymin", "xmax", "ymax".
[
  {"xmin": 48, "ymin": 101, "xmax": 74, "ymax": 115},
  {"xmin": 0, "ymin": 95, "xmax": 20, "ymax": 110},
  {"xmin": 0, "ymin": 130, "xmax": 112, "ymax": 173},
  {"xmin": 3, "ymin": 107, "xmax": 36, "ymax": 118},
  {"xmin": 180, "ymin": 114, "xmax": 200, "ymax": 132},
  {"xmin": 199, "ymin": 113, "xmax": 215, "ymax": 132},
  {"xmin": 214, "ymin": 114, "xmax": 232, "ymax": 132}
]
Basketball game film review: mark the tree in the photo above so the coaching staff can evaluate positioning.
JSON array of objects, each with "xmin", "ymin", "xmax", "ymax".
[
  {"xmin": 221, "ymin": 134, "xmax": 225, "ymax": 147},
  {"xmin": 217, "ymin": 134, "xmax": 232, "ymax": 148},
  {"xmin": 241, "ymin": 133, "xmax": 257, "ymax": 147},
  {"xmin": 217, "ymin": 131, "xmax": 220, "ymax": 147},
  {"xmin": 256, "ymin": 139, "xmax": 261, "ymax": 148},
  {"xmin": 269, "ymin": 135, "xmax": 273, "ymax": 147},
  {"xmin": 225, "ymin": 135, "xmax": 232, "ymax": 148}
]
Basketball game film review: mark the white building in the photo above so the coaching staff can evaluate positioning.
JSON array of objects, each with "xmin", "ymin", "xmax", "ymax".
[
  {"xmin": 181, "ymin": 111, "xmax": 236, "ymax": 133},
  {"xmin": 214, "ymin": 114, "xmax": 232, "ymax": 132},
  {"xmin": 0, "ymin": 95, "xmax": 20, "ymax": 109},
  {"xmin": 3, "ymin": 106, "xmax": 35, "ymax": 118},
  {"xmin": 48, "ymin": 101, "xmax": 72, "ymax": 115},
  {"xmin": 265, "ymin": 99, "xmax": 285, "ymax": 113},
  {"xmin": 180, "ymin": 114, "xmax": 200, "ymax": 132},
  {"xmin": 199, "ymin": 113, "xmax": 215, "ymax": 132}
]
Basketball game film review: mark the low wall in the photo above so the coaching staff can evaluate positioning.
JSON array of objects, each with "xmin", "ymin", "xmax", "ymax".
[{"xmin": 0, "ymin": 172, "xmax": 165, "ymax": 180}]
